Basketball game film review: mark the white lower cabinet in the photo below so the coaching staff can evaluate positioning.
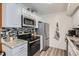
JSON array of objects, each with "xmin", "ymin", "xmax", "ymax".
[
  {"xmin": 67, "ymin": 37, "xmax": 79, "ymax": 56},
  {"xmin": 68, "ymin": 41, "xmax": 77, "ymax": 56},
  {"xmin": 3, "ymin": 43, "xmax": 28, "ymax": 56},
  {"xmin": 68, "ymin": 44, "xmax": 76, "ymax": 56}
]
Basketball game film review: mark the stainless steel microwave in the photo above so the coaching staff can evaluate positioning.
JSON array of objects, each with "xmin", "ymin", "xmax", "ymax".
[{"xmin": 21, "ymin": 15, "xmax": 35, "ymax": 27}]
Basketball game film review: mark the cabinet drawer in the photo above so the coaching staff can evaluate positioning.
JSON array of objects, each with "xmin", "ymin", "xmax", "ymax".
[
  {"xmin": 13, "ymin": 44, "xmax": 27, "ymax": 56},
  {"xmin": 13, "ymin": 49, "xmax": 27, "ymax": 56},
  {"xmin": 13, "ymin": 44, "xmax": 27, "ymax": 51}
]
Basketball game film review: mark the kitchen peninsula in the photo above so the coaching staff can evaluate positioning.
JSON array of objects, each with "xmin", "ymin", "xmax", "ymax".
[{"xmin": 1, "ymin": 38, "xmax": 28, "ymax": 56}]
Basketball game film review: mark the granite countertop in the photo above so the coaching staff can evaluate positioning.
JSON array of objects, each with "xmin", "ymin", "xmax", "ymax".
[
  {"xmin": 67, "ymin": 36, "xmax": 79, "ymax": 45},
  {"xmin": 1, "ymin": 35, "xmax": 41, "ymax": 49},
  {"xmin": 68, "ymin": 36, "xmax": 79, "ymax": 41},
  {"xmin": 2, "ymin": 39, "xmax": 28, "ymax": 49}
]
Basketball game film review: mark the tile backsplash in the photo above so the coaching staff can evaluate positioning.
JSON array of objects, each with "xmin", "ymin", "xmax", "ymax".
[{"xmin": 0, "ymin": 27, "xmax": 34, "ymax": 38}]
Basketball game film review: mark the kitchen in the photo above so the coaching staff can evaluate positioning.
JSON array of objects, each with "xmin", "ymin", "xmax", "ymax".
[
  {"xmin": 0, "ymin": 3, "xmax": 79, "ymax": 56},
  {"xmin": 0, "ymin": 3, "xmax": 49, "ymax": 56}
]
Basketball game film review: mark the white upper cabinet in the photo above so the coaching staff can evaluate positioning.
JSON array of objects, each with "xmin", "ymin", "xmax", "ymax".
[
  {"xmin": 2, "ymin": 3, "xmax": 39, "ymax": 28},
  {"xmin": 72, "ymin": 9, "xmax": 79, "ymax": 28},
  {"xmin": 34, "ymin": 16, "xmax": 40, "ymax": 28},
  {"xmin": 2, "ymin": 3, "xmax": 21, "ymax": 27}
]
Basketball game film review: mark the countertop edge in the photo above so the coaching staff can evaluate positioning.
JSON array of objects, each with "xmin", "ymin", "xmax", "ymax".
[{"xmin": 2, "ymin": 39, "xmax": 28, "ymax": 49}]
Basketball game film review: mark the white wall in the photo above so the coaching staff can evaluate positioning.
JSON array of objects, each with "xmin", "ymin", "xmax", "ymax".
[{"xmin": 41, "ymin": 12, "xmax": 73, "ymax": 50}]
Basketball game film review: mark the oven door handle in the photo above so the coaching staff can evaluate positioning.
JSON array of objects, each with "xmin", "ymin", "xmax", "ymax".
[{"xmin": 29, "ymin": 39, "xmax": 40, "ymax": 44}]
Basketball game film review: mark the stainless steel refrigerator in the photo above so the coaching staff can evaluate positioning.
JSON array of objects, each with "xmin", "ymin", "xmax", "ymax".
[{"xmin": 37, "ymin": 21, "xmax": 49, "ymax": 51}]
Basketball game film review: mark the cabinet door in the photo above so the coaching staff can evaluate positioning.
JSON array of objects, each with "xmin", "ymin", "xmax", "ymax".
[
  {"xmin": 68, "ymin": 43, "xmax": 76, "ymax": 56},
  {"xmin": 35, "ymin": 20, "xmax": 38, "ymax": 28},
  {"xmin": 72, "ymin": 9, "xmax": 79, "ymax": 28},
  {"xmin": 2, "ymin": 3, "xmax": 21, "ymax": 27},
  {"xmin": 13, "ymin": 44, "xmax": 28, "ymax": 56},
  {"xmin": 13, "ymin": 4, "xmax": 21, "ymax": 27},
  {"xmin": 2, "ymin": 44, "xmax": 13, "ymax": 56},
  {"xmin": 35, "ymin": 16, "xmax": 41, "ymax": 28}
]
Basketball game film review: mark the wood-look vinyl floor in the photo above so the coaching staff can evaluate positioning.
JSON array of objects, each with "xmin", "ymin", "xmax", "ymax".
[{"xmin": 40, "ymin": 48, "xmax": 65, "ymax": 56}]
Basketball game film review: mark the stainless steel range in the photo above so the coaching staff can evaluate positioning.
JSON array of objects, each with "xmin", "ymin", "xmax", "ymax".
[{"xmin": 17, "ymin": 34, "xmax": 40, "ymax": 56}]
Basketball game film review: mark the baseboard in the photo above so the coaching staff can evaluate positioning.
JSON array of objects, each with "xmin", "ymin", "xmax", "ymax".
[{"xmin": 49, "ymin": 46, "xmax": 66, "ymax": 51}]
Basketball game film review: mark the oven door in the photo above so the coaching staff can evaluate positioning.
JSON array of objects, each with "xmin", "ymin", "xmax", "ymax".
[{"xmin": 28, "ymin": 39, "xmax": 40, "ymax": 56}]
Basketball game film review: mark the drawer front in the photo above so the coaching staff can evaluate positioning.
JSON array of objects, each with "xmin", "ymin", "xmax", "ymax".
[{"xmin": 13, "ymin": 44, "xmax": 28, "ymax": 56}]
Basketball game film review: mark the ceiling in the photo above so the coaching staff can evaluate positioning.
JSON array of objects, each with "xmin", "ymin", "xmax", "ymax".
[
  {"xmin": 23, "ymin": 3, "xmax": 68, "ymax": 15},
  {"xmin": 67, "ymin": 3, "xmax": 79, "ymax": 16}
]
